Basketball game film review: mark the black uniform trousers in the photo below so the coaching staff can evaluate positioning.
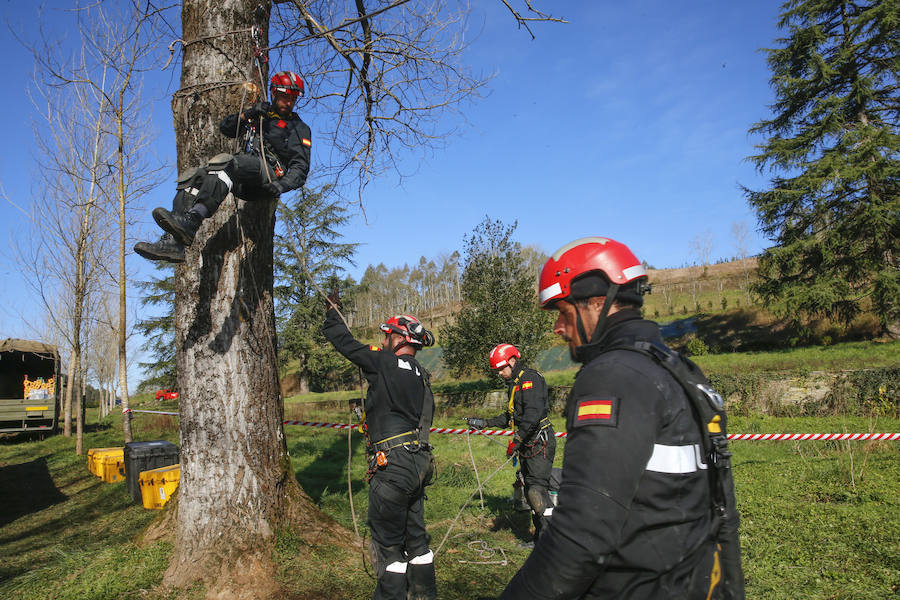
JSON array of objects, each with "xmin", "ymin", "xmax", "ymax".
[
  {"xmin": 368, "ymin": 447, "xmax": 436, "ymax": 600},
  {"xmin": 520, "ymin": 428, "xmax": 557, "ymax": 535},
  {"xmin": 173, "ymin": 153, "xmax": 277, "ymax": 217}
]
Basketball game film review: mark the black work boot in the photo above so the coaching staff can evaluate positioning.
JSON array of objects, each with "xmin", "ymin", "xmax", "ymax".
[
  {"xmin": 152, "ymin": 207, "xmax": 203, "ymax": 246},
  {"xmin": 133, "ymin": 233, "xmax": 185, "ymax": 263}
]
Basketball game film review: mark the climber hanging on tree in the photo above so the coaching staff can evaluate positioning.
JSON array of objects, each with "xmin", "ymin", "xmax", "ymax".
[{"xmin": 134, "ymin": 70, "xmax": 312, "ymax": 263}]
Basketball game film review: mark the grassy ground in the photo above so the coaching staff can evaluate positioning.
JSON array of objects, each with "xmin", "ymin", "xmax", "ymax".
[{"xmin": 1, "ymin": 407, "xmax": 897, "ymax": 599}]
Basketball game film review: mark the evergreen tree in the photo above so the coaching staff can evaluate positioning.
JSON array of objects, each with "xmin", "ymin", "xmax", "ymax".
[
  {"xmin": 274, "ymin": 185, "xmax": 359, "ymax": 392},
  {"xmin": 134, "ymin": 264, "xmax": 176, "ymax": 392},
  {"xmin": 745, "ymin": 0, "xmax": 900, "ymax": 337},
  {"xmin": 442, "ymin": 217, "xmax": 553, "ymax": 377}
]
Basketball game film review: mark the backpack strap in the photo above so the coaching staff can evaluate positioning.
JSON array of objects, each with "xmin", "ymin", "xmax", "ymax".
[{"xmin": 600, "ymin": 338, "xmax": 745, "ymax": 599}]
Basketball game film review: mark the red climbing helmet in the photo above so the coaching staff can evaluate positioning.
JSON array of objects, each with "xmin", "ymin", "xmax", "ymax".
[
  {"xmin": 538, "ymin": 237, "xmax": 648, "ymax": 308},
  {"xmin": 488, "ymin": 344, "xmax": 520, "ymax": 370},
  {"xmin": 380, "ymin": 315, "xmax": 434, "ymax": 347},
  {"xmin": 270, "ymin": 71, "xmax": 304, "ymax": 98}
]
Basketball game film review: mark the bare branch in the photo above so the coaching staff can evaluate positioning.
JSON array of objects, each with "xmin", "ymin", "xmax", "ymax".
[{"xmin": 498, "ymin": 0, "xmax": 568, "ymax": 39}]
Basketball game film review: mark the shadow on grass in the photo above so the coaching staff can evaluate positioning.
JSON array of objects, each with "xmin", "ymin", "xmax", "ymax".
[
  {"xmin": 0, "ymin": 457, "xmax": 67, "ymax": 527},
  {"xmin": 483, "ymin": 493, "xmax": 534, "ymax": 543},
  {"xmin": 293, "ymin": 432, "xmax": 368, "ymax": 503}
]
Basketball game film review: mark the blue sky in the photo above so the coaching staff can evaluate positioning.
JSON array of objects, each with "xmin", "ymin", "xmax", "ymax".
[
  {"xmin": 346, "ymin": 1, "xmax": 781, "ymax": 275},
  {"xmin": 0, "ymin": 1, "xmax": 784, "ymax": 381}
]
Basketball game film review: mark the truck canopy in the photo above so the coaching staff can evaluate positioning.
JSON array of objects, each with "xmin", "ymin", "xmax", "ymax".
[{"xmin": 0, "ymin": 338, "xmax": 59, "ymax": 356}]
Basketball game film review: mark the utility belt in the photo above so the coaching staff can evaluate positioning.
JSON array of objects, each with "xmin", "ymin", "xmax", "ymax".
[
  {"xmin": 366, "ymin": 430, "xmax": 433, "ymax": 482},
  {"xmin": 372, "ymin": 430, "xmax": 432, "ymax": 453}
]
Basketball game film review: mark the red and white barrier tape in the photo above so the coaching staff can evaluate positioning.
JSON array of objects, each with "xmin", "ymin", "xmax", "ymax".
[
  {"xmin": 125, "ymin": 409, "xmax": 180, "ymax": 416},
  {"xmin": 280, "ymin": 421, "xmax": 900, "ymax": 441}
]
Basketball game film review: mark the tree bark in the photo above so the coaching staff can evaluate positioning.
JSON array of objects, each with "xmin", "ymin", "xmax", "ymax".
[
  {"xmin": 64, "ymin": 353, "xmax": 74, "ymax": 437},
  {"xmin": 165, "ymin": 2, "xmax": 351, "ymax": 596},
  {"xmin": 117, "ymin": 106, "xmax": 133, "ymax": 444}
]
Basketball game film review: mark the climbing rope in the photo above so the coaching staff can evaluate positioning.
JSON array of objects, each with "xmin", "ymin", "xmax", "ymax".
[{"xmin": 434, "ymin": 453, "xmax": 515, "ymax": 557}]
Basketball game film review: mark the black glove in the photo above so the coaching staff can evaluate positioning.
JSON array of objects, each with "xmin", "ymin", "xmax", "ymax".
[
  {"xmin": 242, "ymin": 101, "xmax": 268, "ymax": 121},
  {"xmin": 466, "ymin": 418, "xmax": 485, "ymax": 430},
  {"xmin": 262, "ymin": 181, "xmax": 284, "ymax": 197},
  {"xmin": 327, "ymin": 289, "xmax": 342, "ymax": 310}
]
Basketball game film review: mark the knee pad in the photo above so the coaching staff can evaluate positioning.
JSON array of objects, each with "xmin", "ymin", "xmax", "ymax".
[
  {"xmin": 176, "ymin": 167, "xmax": 202, "ymax": 188},
  {"xmin": 206, "ymin": 153, "xmax": 235, "ymax": 171},
  {"xmin": 205, "ymin": 153, "xmax": 235, "ymax": 191},
  {"xmin": 527, "ymin": 485, "xmax": 553, "ymax": 516}
]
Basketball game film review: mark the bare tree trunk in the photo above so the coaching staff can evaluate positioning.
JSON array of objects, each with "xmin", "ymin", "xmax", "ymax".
[
  {"xmin": 117, "ymin": 107, "xmax": 133, "ymax": 444},
  {"xmin": 165, "ymin": 2, "xmax": 349, "ymax": 595},
  {"xmin": 64, "ymin": 352, "xmax": 75, "ymax": 437},
  {"xmin": 75, "ymin": 355, "xmax": 83, "ymax": 455}
]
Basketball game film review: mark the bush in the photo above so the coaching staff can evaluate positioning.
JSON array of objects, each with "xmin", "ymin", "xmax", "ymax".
[{"xmin": 686, "ymin": 337, "xmax": 709, "ymax": 356}]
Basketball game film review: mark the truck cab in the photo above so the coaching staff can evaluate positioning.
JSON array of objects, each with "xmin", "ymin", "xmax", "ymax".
[{"xmin": 0, "ymin": 339, "xmax": 61, "ymax": 434}]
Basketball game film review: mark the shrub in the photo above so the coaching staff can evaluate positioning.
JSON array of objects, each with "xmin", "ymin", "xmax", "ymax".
[{"xmin": 686, "ymin": 337, "xmax": 709, "ymax": 356}]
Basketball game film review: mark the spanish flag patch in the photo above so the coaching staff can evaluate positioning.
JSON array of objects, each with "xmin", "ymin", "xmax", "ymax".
[
  {"xmin": 369, "ymin": 345, "xmax": 382, "ymax": 352},
  {"xmin": 301, "ymin": 138, "xmax": 312, "ymax": 147},
  {"xmin": 572, "ymin": 397, "xmax": 618, "ymax": 428},
  {"xmin": 522, "ymin": 381, "xmax": 533, "ymax": 390}
]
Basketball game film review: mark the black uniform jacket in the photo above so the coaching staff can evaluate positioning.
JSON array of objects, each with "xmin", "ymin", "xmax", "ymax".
[
  {"xmin": 322, "ymin": 308, "xmax": 433, "ymax": 442},
  {"xmin": 484, "ymin": 365, "xmax": 549, "ymax": 442},
  {"xmin": 220, "ymin": 105, "xmax": 312, "ymax": 192},
  {"xmin": 501, "ymin": 313, "xmax": 715, "ymax": 599}
]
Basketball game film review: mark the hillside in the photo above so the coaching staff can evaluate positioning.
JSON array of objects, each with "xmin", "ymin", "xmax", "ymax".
[{"xmin": 281, "ymin": 257, "xmax": 886, "ymax": 395}]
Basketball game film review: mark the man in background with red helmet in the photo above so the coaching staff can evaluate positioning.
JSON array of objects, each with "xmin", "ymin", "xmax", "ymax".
[
  {"xmin": 499, "ymin": 237, "xmax": 743, "ymax": 599},
  {"xmin": 465, "ymin": 343, "xmax": 556, "ymax": 542},
  {"xmin": 323, "ymin": 292, "xmax": 438, "ymax": 600},
  {"xmin": 134, "ymin": 70, "xmax": 312, "ymax": 262}
]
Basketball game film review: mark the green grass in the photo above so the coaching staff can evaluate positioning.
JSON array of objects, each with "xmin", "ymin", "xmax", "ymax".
[
  {"xmin": 1, "ymin": 407, "xmax": 898, "ymax": 599},
  {"xmin": 692, "ymin": 339, "xmax": 900, "ymax": 374},
  {"xmin": 0, "ymin": 419, "xmax": 185, "ymax": 600}
]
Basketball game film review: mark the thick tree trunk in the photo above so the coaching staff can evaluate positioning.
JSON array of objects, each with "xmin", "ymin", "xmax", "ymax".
[{"xmin": 165, "ymin": 2, "xmax": 351, "ymax": 596}]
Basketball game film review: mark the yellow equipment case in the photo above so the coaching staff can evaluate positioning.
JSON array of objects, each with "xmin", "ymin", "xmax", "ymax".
[
  {"xmin": 138, "ymin": 464, "xmax": 180, "ymax": 509},
  {"xmin": 88, "ymin": 447, "xmax": 125, "ymax": 482}
]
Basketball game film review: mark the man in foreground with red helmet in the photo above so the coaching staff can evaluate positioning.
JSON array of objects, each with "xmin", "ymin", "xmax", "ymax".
[
  {"xmin": 465, "ymin": 343, "xmax": 556, "ymax": 542},
  {"xmin": 134, "ymin": 70, "xmax": 312, "ymax": 262},
  {"xmin": 322, "ymin": 291, "xmax": 437, "ymax": 600},
  {"xmin": 499, "ymin": 237, "xmax": 744, "ymax": 599}
]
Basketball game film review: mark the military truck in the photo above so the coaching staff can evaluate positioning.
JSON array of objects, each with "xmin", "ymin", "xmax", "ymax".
[{"xmin": 0, "ymin": 339, "xmax": 61, "ymax": 434}]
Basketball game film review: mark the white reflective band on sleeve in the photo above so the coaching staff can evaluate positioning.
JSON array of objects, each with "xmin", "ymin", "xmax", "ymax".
[
  {"xmin": 215, "ymin": 170, "xmax": 233, "ymax": 191},
  {"xmin": 385, "ymin": 561, "xmax": 408, "ymax": 574},
  {"xmin": 409, "ymin": 550, "xmax": 434, "ymax": 565},
  {"xmin": 539, "ymin": 282, "xmax": 563, "ymax": 304},
  {"xmin": 542, "ymin": 507, "xmax": 554, "ymax": 517},
  {"xmin": 622, "ymin": 264, "xmax": 647, "ymax": 280},
  {"xmin": 645, "ymin": 443, "xmax": 707, "ymax": 474}
]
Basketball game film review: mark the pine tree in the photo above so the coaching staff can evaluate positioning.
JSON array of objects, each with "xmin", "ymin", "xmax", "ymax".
[
  {"xmin": 274, "ymin": 185, "xmax": 358, "ymax": 392},
  {"xmin": 442, "ymin": 217, "xmax": 553, "ymax": 377},
  {"xmin": 134, "ymin": 264, "xmax": 176, "ymax": 392},
  {"xmin": 745, "ymin": 0, "xmax": 900, "ymax": 337}
]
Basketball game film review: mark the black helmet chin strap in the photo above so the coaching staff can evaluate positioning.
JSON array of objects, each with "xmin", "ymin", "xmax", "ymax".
[
  {"xmin": 573, "ymin": 284, "xmax": 620, "ymax": 346},
  {"xmin": 387, "ymin": 333, "xmax": 409, "ymax": 354}
]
